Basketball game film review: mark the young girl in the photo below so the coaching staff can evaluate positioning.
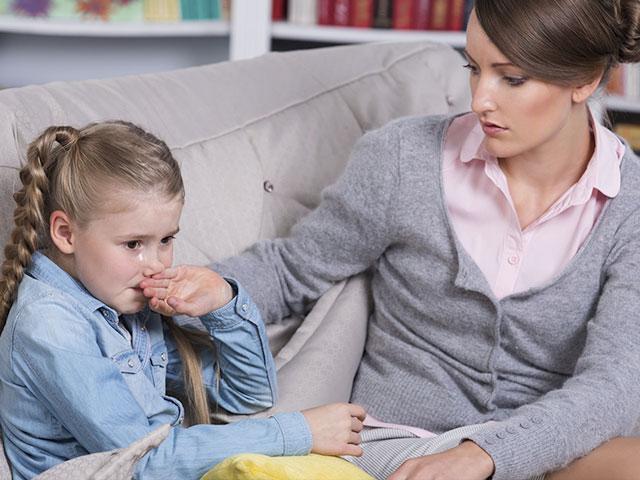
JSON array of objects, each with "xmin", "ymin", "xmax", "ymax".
[
  {"xmin": 0, "ymin": 121, "xmax": 365, "ymax": 479},
  {"xmin": 204, "ymin": 1, "xmax": 640, "ymax": 479}
]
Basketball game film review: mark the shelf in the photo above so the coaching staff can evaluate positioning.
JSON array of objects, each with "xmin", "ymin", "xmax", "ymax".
[
  {"xmin": 271, "ymin": 22, "xmax": 466, "ymax": 48},
  {"xmin": 0, "ymin": 16, "xmax": 229, "ymax": 37},
  {"xmin": 604, "ymin": 95, "xmax": 640, "ymax": 114}
]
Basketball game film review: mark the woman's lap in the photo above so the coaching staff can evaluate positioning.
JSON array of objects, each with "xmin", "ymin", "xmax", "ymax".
[{"xmin": 344, "ymin": 423, "xmax": 546, "ymax": 480}]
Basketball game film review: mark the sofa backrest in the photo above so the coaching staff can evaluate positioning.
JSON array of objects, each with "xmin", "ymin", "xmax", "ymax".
[{"xmin": 0, "ymin": 41, "xmax": 470, "ymax": 265}]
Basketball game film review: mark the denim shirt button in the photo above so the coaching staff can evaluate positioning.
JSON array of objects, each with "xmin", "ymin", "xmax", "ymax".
[
  {"xmin": 161, "ymin": 353, "xmax": 167, "ymax": 362},
  {"xmin": 241, "ymin": 304, "xmax": 248, "ymax": 312},
  {"xmin": 127, "ymin": 359, "xmax": 135, "ymax": 368}
]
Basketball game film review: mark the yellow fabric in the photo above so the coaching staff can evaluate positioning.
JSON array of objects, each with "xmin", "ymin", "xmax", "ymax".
[{"xmin": 201, "ymin": 453, "xmax": 374, "ymax": 480}]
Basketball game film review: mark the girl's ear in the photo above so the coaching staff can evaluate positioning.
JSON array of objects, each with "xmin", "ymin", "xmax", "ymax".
[{"xmin": 49, "ymin": 210, "xmax": 76, "ymax": 254}]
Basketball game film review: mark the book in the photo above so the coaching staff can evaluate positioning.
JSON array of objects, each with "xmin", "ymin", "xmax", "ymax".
[
  {"xmin": 272, "ymin": 0, "xmax": 286, "ymax": 20},
  {"xmin": 144, "ymin": 0, "xmax": 179, "ymax": 21},
  {"xmin": 392, "ymin": 0, "xmax": 412, "ymax": 30},
  {"xmin": 427, "ymin": 0, "xmax": 448, "ymax": 30},
  {"xmin": 412, "ymin": 0, "xmax": 430, "ymax": 30},
  {"xmin": 289, "ymin": 0, "xmax": 318, "ymax": 24},
  {"xmin": 447, "ymin": 0, "xmax": 465, "ymax": 31},
  {"xmin": 318, "ymin": 0, "xmax": 335, "ymax": 25},
  {"xmin": 350, "ymin": 0, "xmax": 372, "ymax": 27},
  {"xmin": 372, "ymin": 0, "xmax": 391, "ymax": 28},
  {"xmin": 334, "ymin": 0, "xmax": 349, "ymax": 25}
]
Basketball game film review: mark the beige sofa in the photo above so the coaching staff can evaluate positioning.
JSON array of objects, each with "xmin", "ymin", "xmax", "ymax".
[{"xmin": 0, "ymin": 41, "xmax": 470, "ymax": 478}]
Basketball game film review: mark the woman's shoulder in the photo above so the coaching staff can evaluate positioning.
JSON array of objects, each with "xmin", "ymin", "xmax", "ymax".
[{"xmin": 373, "ymin": 112, "xmax": 459, "ymax": 137}]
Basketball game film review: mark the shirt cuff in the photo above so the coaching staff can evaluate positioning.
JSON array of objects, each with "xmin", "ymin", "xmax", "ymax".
[
  {"xmin": 200, "ymin": 278, "xmax": 257, "ymax": 330},
  {"xmin": 271, "ymin": 412, "xmax": 313, "ymax": 456}
]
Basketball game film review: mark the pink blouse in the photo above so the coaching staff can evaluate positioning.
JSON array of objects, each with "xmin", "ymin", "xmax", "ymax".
[{"xmin": 443, "ymin": 112, "xmax": 625, "ymax": 299}]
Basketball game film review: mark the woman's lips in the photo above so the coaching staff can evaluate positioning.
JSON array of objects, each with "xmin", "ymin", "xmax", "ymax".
[{"xmin": 481, "ymin": 122, "xmax": 507, "ymax": 136}]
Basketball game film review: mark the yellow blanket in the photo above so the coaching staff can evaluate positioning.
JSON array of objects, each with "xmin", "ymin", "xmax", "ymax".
[{"xmin": 202, "ymin": 453, "xmax": 374, "ymax": 480}]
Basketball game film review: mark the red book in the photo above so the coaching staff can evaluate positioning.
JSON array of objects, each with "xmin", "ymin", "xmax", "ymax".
[
  {"xmin": 427, "ymin": 0, "xmax": 448, "ymax": 30},
  {"xmin": 319, "ymin": 0, "xmax": 336, "ymax": 24},
  {"xmin": 413, "ymin": 0, "xmax": 430, "ymax": 30},
  {"xmin": 447, "ymin": 0, "xmax": 465, "ymax": 31},
  {"xmin": 272, "ymin": 0, "xmax": 286, "ymax": 20},
  {"xmin": 392, "ymin": 0, "xmax": 412, "ymax": 30},
  {"xmin": 350, "ymin": 0, "xmax": 373, "ymax": 27},
  {"xmin": 334, "ymin": 0, "xmax": 351, "ymax": 25}
]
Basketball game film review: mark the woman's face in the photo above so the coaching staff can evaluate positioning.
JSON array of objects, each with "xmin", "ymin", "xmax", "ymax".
[{"xmin": 465, "ymin": 11, "xmax": 579, "ymax": 160}]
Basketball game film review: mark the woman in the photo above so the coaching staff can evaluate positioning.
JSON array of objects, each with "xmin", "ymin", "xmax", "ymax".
[{"xmin": 179, "ymin": 0, "xmax": 640, "ymax": 478}]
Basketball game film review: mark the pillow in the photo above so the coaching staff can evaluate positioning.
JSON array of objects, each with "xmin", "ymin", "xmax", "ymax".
[{"xmin": 201, "ymin": 453, "xmax": 374, "ymax": 480}]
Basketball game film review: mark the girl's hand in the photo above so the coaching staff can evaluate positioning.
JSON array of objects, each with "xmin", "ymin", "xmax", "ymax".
[
  {"xmin": 388, "ymin": 441, "xmax": 495, "ymax": 480},
  {"xmin": 302, "ymin": 403, "xmax": 367, "ymax": 457},
  {"xmin": 139, "ymin": 265, "xmax": 234, "ymax": 317}
]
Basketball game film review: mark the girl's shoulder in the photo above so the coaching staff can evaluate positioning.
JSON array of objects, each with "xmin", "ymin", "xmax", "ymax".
[{"xmin": 5, "ymin": 275, "xmax": 103, "ymax": 354}]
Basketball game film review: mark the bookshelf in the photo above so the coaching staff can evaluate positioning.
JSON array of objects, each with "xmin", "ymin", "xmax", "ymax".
[
  {"xmin": 270, "ymin": 21, "xmax": 466, "ymax": 47},
  {"xmin": 0, "ymin": 16, "xmax": 229, "ymax": 37}
]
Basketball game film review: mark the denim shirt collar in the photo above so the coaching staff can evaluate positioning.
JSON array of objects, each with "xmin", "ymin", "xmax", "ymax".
[{"xmin": 27, "ymin": 251, "xmax": 119, "ymax": 324}]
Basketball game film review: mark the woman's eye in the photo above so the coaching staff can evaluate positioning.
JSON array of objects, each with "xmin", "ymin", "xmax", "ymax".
[
  {"xmin": 463, "ymin": 63, "xmax": 479, "ymax": 75},
  {"xmin": 505, "ymin": 76, "xmax": 528, "ymax": 87},
  {"xmin": 160, "ymin": 236, "xmax": 175, "ymax": 245},
  {"xmin": 125, "ymin": 240, "xmax": 141, "ymax": 250}
]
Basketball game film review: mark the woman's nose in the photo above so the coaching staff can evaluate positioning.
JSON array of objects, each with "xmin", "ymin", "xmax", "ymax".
[{"xmin": 471, "ymin": 78, "xmax": 498, "ymax": 114}]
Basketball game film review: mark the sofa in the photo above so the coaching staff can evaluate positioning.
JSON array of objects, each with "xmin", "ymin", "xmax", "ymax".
[{"xmin": 0, "ymin": 40, "xmax": 470, "ymax": 478}]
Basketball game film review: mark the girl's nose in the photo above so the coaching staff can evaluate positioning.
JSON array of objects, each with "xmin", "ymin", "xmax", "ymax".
[{"xmin": 139, "ymin": 251, "xmax": 165, "ymax": 277}]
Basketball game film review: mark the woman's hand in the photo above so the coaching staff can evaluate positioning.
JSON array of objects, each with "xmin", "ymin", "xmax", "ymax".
[
  {"xmin": 302, "ymin": 403, "xmax": 367, "ymax": 457},
  {"xmin": 139, "ymin": 265, "xmax": 234, "ymax": 317},
  {"xmin": 388, "ymin": 441, "xmax": 495, "ymax": 480}
]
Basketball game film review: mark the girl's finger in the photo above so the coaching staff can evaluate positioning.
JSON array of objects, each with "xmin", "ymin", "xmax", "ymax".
[
  {"xmin": 139, "ymin": 278, "xmax": 171, "ymax": 289},
  {"xmin": 149, "ymin": 297, "xmax": 174, "ymax": 316},
  {"xmin": 349, "ymin": 404, "xmax": 367, "ymax": 421},
  {"xmin": 166, "ymin": 296, "xmax": 197, "ymax": 317},
  {"xmin": 151, "ymin": 267, "xmax": 179, "ymax": 280},
  {"xmin": 341, "ymin": 444, "xmax": 363, "ymax": 457},
  {"xmin": 351, "ymin": 417, "xmax": 364, "ymax": 432},
  {"xmin": 143, "ymin": 287, "xmax": 168, "ymax": 300}
]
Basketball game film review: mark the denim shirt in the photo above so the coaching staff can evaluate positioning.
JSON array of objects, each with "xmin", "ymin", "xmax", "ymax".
[{"xmin": 0, "ymin": 252, "xmax": 311, "ymax": 480}]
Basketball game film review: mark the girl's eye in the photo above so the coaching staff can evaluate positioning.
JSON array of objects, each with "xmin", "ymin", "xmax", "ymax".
[
  {"xmin": 125, "ymin": 240, "xmax": 141, "ymax": 250},
  {"xmin": 160, "ymin": 235, "xmax": 176, "ymax": 246},
  {"xmin": 463, "ymin": 63, "xmax": 479, "ymax": 75},
  {"xmin": 505, "ymin": 76, "xmax": 528, "ymax": 87}
]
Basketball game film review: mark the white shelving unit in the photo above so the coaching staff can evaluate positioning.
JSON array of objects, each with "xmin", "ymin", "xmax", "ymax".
[
  {"xmin": 270, "ymin": 22, "xmax": 466, "ymax": 47},
  {"xmin": 604, "ymin": 95, "xmax": 640, "ymax": 114},
  {"xmin": 0, "ymin": 16, "xmax": 229, "ymax": 37}
]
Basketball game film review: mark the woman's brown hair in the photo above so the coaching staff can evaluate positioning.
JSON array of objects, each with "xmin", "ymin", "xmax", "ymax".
[
  {"xmin": 0, "ymin": 120, "xmax": 213, "ymax": 425},
  {"xmin": 474, "ymin": 0, "xmax": 640, "ymax": 86}
]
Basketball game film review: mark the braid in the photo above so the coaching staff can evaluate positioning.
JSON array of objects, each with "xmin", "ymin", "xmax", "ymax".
[{"xmin": 0, "ymin": 126, "xmax": 78, "ymax": 330}]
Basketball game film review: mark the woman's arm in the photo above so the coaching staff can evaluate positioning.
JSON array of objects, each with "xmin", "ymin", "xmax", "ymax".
[{"xmin": 212, "ymin": 123, "xmax": 403, "ymax": 323}]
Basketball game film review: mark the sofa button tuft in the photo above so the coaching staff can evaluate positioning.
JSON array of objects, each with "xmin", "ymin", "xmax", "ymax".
[{"xmin": 263, "ymin": 180, "xmax": 274, "ymax": 193}]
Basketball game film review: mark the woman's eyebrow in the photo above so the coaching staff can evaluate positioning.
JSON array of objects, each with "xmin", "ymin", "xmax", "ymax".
[{"xmin": 463, "ymin": 49, "xmax": 515, "ymax": 68}]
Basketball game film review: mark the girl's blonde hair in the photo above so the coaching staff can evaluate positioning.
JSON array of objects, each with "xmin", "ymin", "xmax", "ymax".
[{"xmin": 0, "ymin": 120, "xmax": 212, "ymax": 425}]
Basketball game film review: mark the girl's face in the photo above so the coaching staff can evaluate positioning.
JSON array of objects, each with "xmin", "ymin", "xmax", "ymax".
[
  {"xmin": 69, "ymin": 192, "xmax": 183, "ymax": 315},
  {"xmin": 464, "ymin": 11, "xmax": 579, "ymax": 160}
]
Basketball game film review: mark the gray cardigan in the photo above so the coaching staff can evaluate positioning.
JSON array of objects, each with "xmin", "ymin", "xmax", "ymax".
[{"xmin": 215, "ymin": 114, "xmax": 640, "ymax": 480}]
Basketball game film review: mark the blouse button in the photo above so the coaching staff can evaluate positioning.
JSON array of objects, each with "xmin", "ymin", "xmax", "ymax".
[{"xmin": 508, "ymin": 255, "xmax": 520, "ymax": 265}]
